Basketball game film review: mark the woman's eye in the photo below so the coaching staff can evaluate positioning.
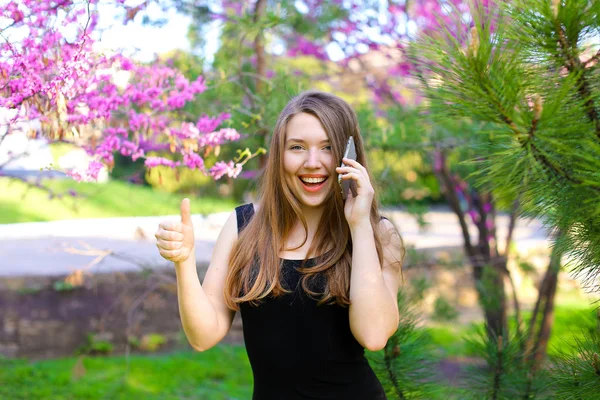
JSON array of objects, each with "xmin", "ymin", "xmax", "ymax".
[
  {"xmin": 323, "ymin": 145, "xmax": 332, "ymax": 151},
  {"xmin": 290, "ymin": 145, "xmax": 303, "ymax": 150}
]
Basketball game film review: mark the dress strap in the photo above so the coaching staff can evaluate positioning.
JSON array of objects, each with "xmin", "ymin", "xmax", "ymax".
[{"xmin": 235, "ymin": 203, "xmax": 255, "ymax": 234}]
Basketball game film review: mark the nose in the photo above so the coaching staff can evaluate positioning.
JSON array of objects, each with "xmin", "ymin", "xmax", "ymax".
[{"xmin": 304, "ymin": 148, "xmax": 321, "ymax": 169}]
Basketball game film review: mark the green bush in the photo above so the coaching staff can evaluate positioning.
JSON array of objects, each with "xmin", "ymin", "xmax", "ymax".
[
  {"xmin": 76, "ymin": 333, "xmax": 114, "ymax": 356},
  {"xmin": 432, "ymin": 296, "xmax": 459, "ymax": 322}
]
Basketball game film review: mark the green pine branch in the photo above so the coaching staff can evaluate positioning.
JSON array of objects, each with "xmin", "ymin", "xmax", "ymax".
[
  {"xmin": 368, "ymin": 290, "xmax": 444, "ymax": 399},
  {"xmin": 409, "ymin": 0, "xmax": 600, "ymax": 286}
]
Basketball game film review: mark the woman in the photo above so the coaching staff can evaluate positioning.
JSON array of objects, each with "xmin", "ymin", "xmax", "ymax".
[{"xmin": 155, "ymin": 90, "xmax": 404, "ymax": 399}]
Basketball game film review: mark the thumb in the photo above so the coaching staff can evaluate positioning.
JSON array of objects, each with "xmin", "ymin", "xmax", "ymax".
[{"xmin": 180, "ymin": 198, "xmax": 192, "ymax": 226}]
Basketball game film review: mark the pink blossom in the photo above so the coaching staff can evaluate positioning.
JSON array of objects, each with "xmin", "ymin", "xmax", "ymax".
[
  {"xmin": 240, "ymin": 169, "xmax": 260, "ymax": 179},
  {"xmin": 388, "ymin": 4, "xmax": 406, "ymax": 14},
  {"xmin": 0, "ymin": 0, "xmax": 243, "ymax": 184},
  {"xmin": 120, "ymin": 140, "xmax": 139, "ymax": 157},
  {"xmin": 198, "ymin": 128, "xmax": 241, "ymax": 147},
  {"xmin": 468, "ymin": 209, "xmax": 479, "ymax": 223},
  {"xmin": 287, "ymin": 36, "xmax": 328, "ymax": 61},
  {"xmin": 86, "ymin": 161, "xmax": 104, "ymax": 181},
  {"xmin": 180, "ymin": 122, "xmax": 200, "ymax": 139},
  {"xmin": 183, "ymin": 152, "xmax": 205, "ymax": 170},
  {"xmin": 483, "ymin": 203, "xmax": 492, "ymax": 213},
  {"xmin": 144, "ymin": 157, "xmax": 181, "ymax": 169},
  {"xmin": 66, "ymin": 170, "xmax": 83, "ymax": 182},
  {"xmin": 209, "ymin": 161, "xmax": 242, "ymax": 180},
  {"xmin": 389, "ymin": 63, "xmax": 412, "ymax": 77},
  {"xmin": 197, "ymin": 113, "xmax": 232, "ymax": 133},
  {"xmin": 131, "ymin": 148, "xmax": 145, "ymax": 161}
]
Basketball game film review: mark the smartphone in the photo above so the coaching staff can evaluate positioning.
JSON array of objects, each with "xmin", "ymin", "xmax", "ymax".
[{"xmin": 338, "ymin": 136, "xmax": 358, "ymax": 200}]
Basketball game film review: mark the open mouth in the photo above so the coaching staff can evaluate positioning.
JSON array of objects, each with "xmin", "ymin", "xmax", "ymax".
[{"xmin": 298, "ymin": 176, "xmax": 328, "ymax": 192}]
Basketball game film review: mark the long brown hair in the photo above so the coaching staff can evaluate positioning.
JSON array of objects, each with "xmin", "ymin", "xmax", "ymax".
[{"xmin": 224, "ymin": 90, "xmax": 402, "ymax": 310}]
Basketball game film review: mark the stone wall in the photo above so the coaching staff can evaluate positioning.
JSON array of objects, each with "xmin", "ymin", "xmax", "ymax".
[
  {"xmin": 0, "ymin": 264, "xmax": 244, "ymax": 360},
  {"xmin": 1, "ymin": 246, "xmax": 582, "ymax": 360}
]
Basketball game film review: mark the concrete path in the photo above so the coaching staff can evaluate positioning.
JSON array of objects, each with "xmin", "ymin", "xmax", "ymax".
[{"xmin": 0, "ymin": 207, "xmax": 551, "ymax": 277}]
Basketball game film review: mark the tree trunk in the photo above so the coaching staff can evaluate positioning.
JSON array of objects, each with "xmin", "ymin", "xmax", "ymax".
[
  {"xmin": 524, "ymin": 243, "xmax": 562, "ymax": 369},
  {"xmin": 472, "ymin": 255, "xmax": 508, "ymax": 339},
  {"xmin": 433, "ymin": 149, "xmax": 508, "ymax": 338},
  {"xmin": 252, "ymin": 0, "xmax": 269, "ymax": 170},
  {"xmin": 253, "ymin": 0, "xmax": 267, "ymax": 94}
]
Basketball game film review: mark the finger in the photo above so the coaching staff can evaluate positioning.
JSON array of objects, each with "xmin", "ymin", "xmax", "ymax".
[
  {"xmin": 158, "ymin": 248, "xmax": 182, "ymax": 259},
  {"xmin": 336, "ymin": 166, "xmax": 362, "ymax": 175},
  {"xmin": 339, "ymin": 172, "xmax": 361, "ymax": 182},
  {"xmin": 156, "ymin": 238, "xmax": 183, "ymax": 251},
  {"xmin": 155, "ymin": 229, "xmax": 184, "ymax": 241},
  {"xmin": 180, "ymin": 198, "xmax": 192, "ymax": 226},
  {"xmin": 159, "ymin": 221, "xmax": 182, "ymax": 232},
  {"xmin": 342, "ymin": 158, "xmax": 365, "ymax": 171}
]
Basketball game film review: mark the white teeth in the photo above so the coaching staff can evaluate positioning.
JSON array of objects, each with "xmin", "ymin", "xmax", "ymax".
[{"xmin": 300, "ymin": 177, "xmax": 326, "ymax": 184}]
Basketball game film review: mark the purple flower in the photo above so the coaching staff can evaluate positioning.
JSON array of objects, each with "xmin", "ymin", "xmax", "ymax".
[
  {"xmin": 85, "ymin": 161, "xmax": 104, "ymax": 181},
  {"xmin": 183, "ymin": 152, "xmax": 204, "ymax": 170},
  {"xmin": 4, "ymin": 0, "xmax": 246, "ymax": 187},
  {"xmin": 287, "ymin": 36, "xmax": 328, "ymax": 60},
  {"xmin": 120, "ymin": 140, "xmax": 138, "ymax": 157},
  {"xmin": 144, "ymin": 157, "xmax": 180, "ymax": 169},
  {"xmin": 468, "ymin": 209, "xmax": 479, "ymax": 223},
  {"xmin": 209, "ymin": 161, "xmax": 242, "ymax": 180},
  {"xmin": 196, "ymin": 113, "xmax": 231, "ymax": 134},
  {"xmin": 483, "ymin": 203, "xmax": 492, "ymax": 213},
  {"xmin": 66, "ymin": 169, "xmax": 83, "ymax": 182}
]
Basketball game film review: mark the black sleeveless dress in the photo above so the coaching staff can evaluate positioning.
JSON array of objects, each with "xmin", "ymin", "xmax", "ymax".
[{"xmin": 235, "ymin": 204, "xmax": 387, "ymax": 400}]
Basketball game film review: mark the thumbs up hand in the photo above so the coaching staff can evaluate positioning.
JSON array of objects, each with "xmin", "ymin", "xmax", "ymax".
[{"xmin": 155, "ymin": 198, "xmax": 196, "ymax": 263}]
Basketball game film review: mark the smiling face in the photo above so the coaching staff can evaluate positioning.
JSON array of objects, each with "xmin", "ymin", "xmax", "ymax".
[{"xmin": 283, "ymin": 112, "xmax": 336, "ymax": 210}]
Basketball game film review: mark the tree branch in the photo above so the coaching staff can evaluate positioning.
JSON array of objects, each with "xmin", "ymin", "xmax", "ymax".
[
  {"xmin": 475, "ymin": 73, "xmax": 600, "ymax": 191},
  {"xmin": 383, "ymin": 344, "xmax": 406, "ymax": 399},
  {"xmin": 505, "ymin": 199, "xmax": 519, "ymax": 257},
  {"xmin": 252, "ymin": 0, "xmax": 267, "ymax": 94},
  {"xmin": 492, "ymin": 335, "xmax": 503, "ymax": 400},
  {"xmin": 433, "ymin": 149, "xmax": 476, "ymax": 258},
  {"xmin": 553, "ymin": 18, "xmax": 600, "ymax": 139}
]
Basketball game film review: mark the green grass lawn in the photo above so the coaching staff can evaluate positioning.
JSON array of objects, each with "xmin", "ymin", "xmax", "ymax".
[
  {"xmin": 1, "ymin": 302, "xmax": 593, "ymax": 400},
  {"xmin": 1, "ymin": 346, "xmax": 457, "ymax": 400},
  {"xmin": 0, "ymin": 178, "xmax": 237, "ymax": 224},
  {"xmin": 0, "ymin": 346, "xmax": 253, "ymax": 400}
]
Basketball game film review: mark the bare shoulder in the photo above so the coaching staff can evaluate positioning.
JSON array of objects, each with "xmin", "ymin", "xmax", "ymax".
[
  {"xmin": 219, "ymin": 202, "xmax": 256, "ymax": 242},
  {"xmin": 217, "ymin": 209, "xmax": 239, "ymax": 241}
]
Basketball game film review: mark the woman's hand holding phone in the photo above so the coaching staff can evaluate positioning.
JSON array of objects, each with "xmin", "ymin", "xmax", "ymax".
[
  {"xmin": 336, "ymin": 137, "xmax": 374, "ymax": 228},
  {"xmin": 338, "ymin": 137, "xmax": 358, "ymax": 200}
]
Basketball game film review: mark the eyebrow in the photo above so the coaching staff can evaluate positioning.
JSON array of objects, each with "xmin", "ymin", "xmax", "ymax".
[{"xmin": 286, "ymin": 138, "xmax": 330, "ymax": 144}]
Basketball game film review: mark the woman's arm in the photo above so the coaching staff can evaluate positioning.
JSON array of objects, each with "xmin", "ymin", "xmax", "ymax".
[
  {"xmin": 157, "ymin": 203, "xmax": 238, "ymax": 352},
  {"xmin": 348, "ymin": 218, "xmax": 402, "ymax": 351},
  {"xmin": 337, "ymin": 158, "xmax": 403, "ymax": 351},
  {"xmin": 177, "ymin": 211, "xmax": 238, "ymax": 351}
]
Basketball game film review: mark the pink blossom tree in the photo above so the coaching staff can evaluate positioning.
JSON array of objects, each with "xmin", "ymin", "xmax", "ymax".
[{"xmin": 0, "ymin": 0, "xmax": 256, "ymax": 192}]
